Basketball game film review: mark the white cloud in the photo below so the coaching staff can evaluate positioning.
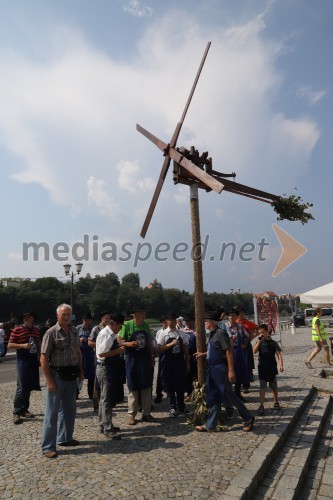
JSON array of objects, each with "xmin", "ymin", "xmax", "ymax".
[
  {"xmin": 296, "ymin": 86, "xmax": 327, "ymax": 106},
  {"xmin": 117, "ymin": 160, "xmax": 154, "ymax": 193},
  {"xmin": 7, "ymin": 252, "xmax": 23, "ymax": 262},
  {"xmin": 123, "ymin": 0, "xmax": 153, "ymax": 18},
  {"xmin": 173, "ymin": 184, "xmax": 188, "ymax": 206},
  {"xmin": 87, "ymin": 176, "xmax": 120, "ymax": 219},
  {"xmin": 0, "ymin": 5, "xmax": 323, "ymax": 293}
]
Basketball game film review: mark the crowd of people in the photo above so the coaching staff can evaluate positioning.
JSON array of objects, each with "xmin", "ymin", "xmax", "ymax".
[{"xmin": 5, "ymin": 302, "xmax": 296, "ymax": 458}]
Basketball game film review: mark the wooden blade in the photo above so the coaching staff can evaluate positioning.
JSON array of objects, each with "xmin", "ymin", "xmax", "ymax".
[
  {"xmin": 220, "ymin": 177, "xmax": 280, "ymax": 202},
  {"xmin": 169, "ymin": 148, "xmax": 224, "ymax": 193},
  {"xmin": 140, "ymin": 155, "xmax": 171, "ymax": 238},
  {"xmin": 136, "ymin": 124, "xmax": 168, "ymax": 153},
  {"xmin": 178, "ymin": 42, "xmax": 211, "ymax": 131},
  {"xmin": 139, "ymin": 42, "xmax": 211, "ymax": 238}
]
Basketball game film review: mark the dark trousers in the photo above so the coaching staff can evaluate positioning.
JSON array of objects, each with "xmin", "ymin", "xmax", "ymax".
[
  {"xmin": 87, "ymin": 378, "xmax": 94, "ymax": 398},
  {"xmin": 168, "ymin": 391, "xmax": 185, "ymax": 412},
  {"xmin": 205, "ymin": 379, "xmax": 252, "ymax": 431},
  {"xmin": 235, "ymin": 383, "xmax": 242, "ymax": 397},
  {"xmin": 13, "ymin": 376, "xmax": 30, "ymax": 415},
  {"xmin": 155, "ymin": 358, "xmax": 163, "ymax": 398}
]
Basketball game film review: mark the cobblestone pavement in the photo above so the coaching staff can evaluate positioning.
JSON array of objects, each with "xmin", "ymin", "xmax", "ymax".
[{"xmin": 0, "ymin": 326, "xmax": 332, "ymax": 499}]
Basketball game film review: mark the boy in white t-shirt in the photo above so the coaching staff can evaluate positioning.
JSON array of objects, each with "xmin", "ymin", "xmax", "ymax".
[{"xmin": 0, "ymin": 324, "xmax": 5, "ymax": 361}]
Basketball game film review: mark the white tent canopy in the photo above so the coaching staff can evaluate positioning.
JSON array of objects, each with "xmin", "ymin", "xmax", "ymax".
[{"xmin": 300, "ymin": 282, "xmax": 333, "ymax": 307}]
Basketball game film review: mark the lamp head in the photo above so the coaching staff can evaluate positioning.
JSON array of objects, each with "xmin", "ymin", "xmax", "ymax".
[
  {"xmin": 76, "ymin": 262, "xmax": 83, "ymax": 274},
  {"xmin": 63, "ymin": 263, "xmax": 71, "ymax": 275}
]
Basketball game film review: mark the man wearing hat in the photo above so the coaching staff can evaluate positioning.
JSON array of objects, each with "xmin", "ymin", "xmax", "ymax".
[
  {"xmin": 76, "ymin": 312, "xmax": 95, "ymax": 399},
  {"xmin": 156, "ymin": 312, "xmax": 191, "ymax": 417},
  {"xmin": 119, "ymin": 304, "xmax": 155, "ymax": 424},
  {"xmin": 195, "ymin": 310, "xmax": 254, "ymax": 432},
  {"xmin": 183, "ymin": 311, "xmax": 197, "ymax": 400},
  {"xmin": 8, "ymin": 312, "xmax": 41, "ymax": 424},
  {"xmin": 95, "ymin": 313, "xmax": 126, "ymax": 438},
  {"xmin": 88, "ymin": 311, "xmax": 112, "ymax": 411}
]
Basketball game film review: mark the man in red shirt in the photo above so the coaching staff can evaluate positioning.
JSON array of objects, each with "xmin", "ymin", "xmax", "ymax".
[
  {"xmin": 236, "ymin": 307, "xmax": 259, "ymax": 392},
  {"xmin": 8, "ymin": 312, "xmax": 41, "ymax": 424}
]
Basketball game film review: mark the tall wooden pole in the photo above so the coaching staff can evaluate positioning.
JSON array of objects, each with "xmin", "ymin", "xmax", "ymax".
[{"xmin": 190, "ymin": 183, "xmax": 206, "ymax": 385}]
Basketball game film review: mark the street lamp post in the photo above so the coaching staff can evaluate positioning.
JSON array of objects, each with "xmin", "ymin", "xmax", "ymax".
[{"xmin": 63, "ymin": 262, "xmax": 83, "ymax": 316}]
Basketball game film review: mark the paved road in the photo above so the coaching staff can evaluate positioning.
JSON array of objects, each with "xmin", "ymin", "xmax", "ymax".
[
  {"xmin": 0, "ymin": 326, "xmax": 332, "ymax": 499},
  {"xmin": 0, "ymin": 352, "xmax": 17, "ymax": 384}
]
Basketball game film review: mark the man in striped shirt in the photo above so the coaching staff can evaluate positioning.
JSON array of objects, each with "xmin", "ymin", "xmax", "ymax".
[{"xmin": 8, "ymin": 312, "xmax": 41, "ymax": 424}]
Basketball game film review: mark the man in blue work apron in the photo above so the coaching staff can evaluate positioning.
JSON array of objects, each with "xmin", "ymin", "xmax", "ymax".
[
  {"xmin": 195, "ymin": 311, "xmax": 254, "ymax": 432},
  {"xmin": 156, "ymin": 312, "xmax": 191, "ymax": 418},
  {"xmin": 119, "ymin": 304, "xmax": 155, "ymax": 425}
]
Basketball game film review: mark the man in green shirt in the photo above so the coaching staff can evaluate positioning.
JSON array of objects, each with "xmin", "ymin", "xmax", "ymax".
[{"xmin": 119, "ymin": 304, "xmax": 155, "ymax": 425}]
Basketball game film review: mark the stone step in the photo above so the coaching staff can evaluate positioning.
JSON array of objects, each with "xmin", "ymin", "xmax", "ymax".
[
  {"xmin": 222, "ymin": 387, "xmax": 331, "ymax": 499},
  {"xmin": 254, "ymin": 391, "xmax": 331, "ymax": 499},
  {"xmin": 301, "ymin": 399, "xmax": 333, "ymax": 499}
]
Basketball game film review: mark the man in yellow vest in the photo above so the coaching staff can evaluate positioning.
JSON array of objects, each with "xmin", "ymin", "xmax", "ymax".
[{"xmin": 305, "ymin": 307, "xmax": 332, "ymax": 368}]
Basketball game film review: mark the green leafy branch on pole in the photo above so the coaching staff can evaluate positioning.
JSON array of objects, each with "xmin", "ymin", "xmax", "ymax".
[{"xmin": 272, "ymin": 194, "xmax": 314, "ymax": 225}]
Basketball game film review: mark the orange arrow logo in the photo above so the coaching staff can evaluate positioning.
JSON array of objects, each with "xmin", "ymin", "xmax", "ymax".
[{"xmin": 272, "ymin": 224, "xmax": 307, "ymax": 277}]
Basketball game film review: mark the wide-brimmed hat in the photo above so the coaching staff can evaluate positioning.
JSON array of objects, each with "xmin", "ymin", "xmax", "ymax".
[
  {"xmin": 130, "ymin": 304, "xmax": 145, "ymax": 313},
  {"xmin": 21, "ymin": 311, "xmax": 38, "ymax": 321},
  {"xmin": 99, "ymin": 310, "xmax": 111, "ymax": 321},
  {"xmin": 227, "ymin": 308, "xmax": 239, "ymax": 316},
  {"xmin": 111, "ymin": 313, "xmax": 125, "ymax": 325},
  {"xmin": 204, "ymin": 311, "xmax": 220, "ymax": 321},
  {"xmin": 165, "ymin": 311, "xmax": 178, "ymax": 320},
  {"xmin": 184, "ymin": 311, "xmax": 195, "ymax": 322},
  {"xmin": 82, "ymin": 312, "xmax": 93, "ymax": 320}
]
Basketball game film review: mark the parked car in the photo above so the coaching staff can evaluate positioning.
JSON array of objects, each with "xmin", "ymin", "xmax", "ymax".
[{"xmin": 292, "ymin": 311, "xmax": 305, "ymax": 327}]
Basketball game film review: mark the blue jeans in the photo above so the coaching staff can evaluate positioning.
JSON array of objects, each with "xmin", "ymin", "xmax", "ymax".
[
  {"xmin": 41, "ymin": 370, "xmax": 77, "ymax": 452},
  {"xmin": 205, "ymin": 379, "xmax": 252, "ymax": 430},
  {"xmin": 13, "ymin": 375, "xmax": 30, "ymax": 416}
]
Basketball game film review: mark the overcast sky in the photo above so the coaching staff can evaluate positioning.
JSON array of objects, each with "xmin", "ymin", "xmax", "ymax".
[{"xmin": 1, "ymin": 0, "xmax": 332, "ymax": 295}]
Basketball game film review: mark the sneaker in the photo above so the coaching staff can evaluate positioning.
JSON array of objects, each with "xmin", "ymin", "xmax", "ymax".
[
  {"xmin": 305, "ymin": 361, "xmax": 313, "ymax": 369},
  {"xmin": 169, "ymin": 409, "xmax": 178, "ymax": 418},
  {"xmin": 141, "ymin": 414, "xmax": 156, "ymax": 423},
  {"xmin": 13, "ymin": 415, "xmax": 23, "ymax": 425},
  {"xmin": 154, "ymin": 395, "xmax": 163, "ymax": 403},
  {"xmin": 23, "ymin": 410, "xmax": 35, "ymax": 419},
  {"xmin": 128, "ymin": 416, "xmax": 137, "ymax": 425}
]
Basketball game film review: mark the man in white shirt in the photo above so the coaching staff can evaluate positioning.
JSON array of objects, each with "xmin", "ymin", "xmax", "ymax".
[
  {"xmin": 96, "ymin": 313, "xmax": 126, "ymax": 438},
  {"xmin": 156, "ymin": 312, "xmax": 190, "ymax": 418}
]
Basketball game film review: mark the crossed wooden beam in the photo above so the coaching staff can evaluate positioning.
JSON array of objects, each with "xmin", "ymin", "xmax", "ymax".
[{"xmin": 137, "ymin": 42, "xmax": 280, "ymax": 239}]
